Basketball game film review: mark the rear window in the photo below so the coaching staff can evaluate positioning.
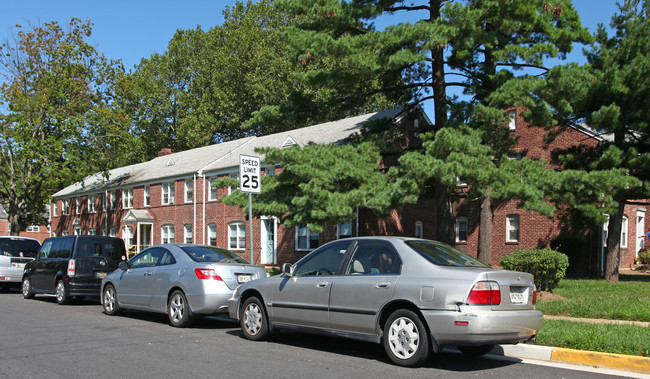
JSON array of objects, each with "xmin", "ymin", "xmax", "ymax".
[
  {"xmin": 406, "ymin": 240, "xmax": 489, "ymax": 268},
  {"xmin": 0, "ymin": 238, "xmax": 40, "ymax": 258},
  {"xmin": 76, "ymin": 237, "xmax": 125, "ymax": 261},
  {"xmin": 180, "ymin": 245, "xmax": 248, "ymax": 263}
]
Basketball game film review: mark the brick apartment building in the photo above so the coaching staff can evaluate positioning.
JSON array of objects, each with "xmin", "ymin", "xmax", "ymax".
[
  {"xmin": 0, "ymin": 205, "xmax": 51, "ymax": 243},
  {"xmin": 49, "ymin": 108, "xmax": 647, "ymax": 270}
]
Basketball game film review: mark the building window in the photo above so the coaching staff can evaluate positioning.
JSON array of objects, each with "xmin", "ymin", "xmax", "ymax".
[
  {"xmin": 228, "ymin": 173, "xmax": 239, "ymax": 195},
  {"xmin": 162, "ymin": 182, "xmax": 175, "ymax": 205},
  {"xmin": 208, "ymin": 177, "xmax": 218, "ymax": 201},
  {"xmin": 162, "ymin": 225, "xmax": 175, "ymax": 244},
  {"xmin": 63, "ymin": 200, "xmax": 70, "ymax": 215},
  {"xmin": 229, "ymin": 222, "xmax": 246, "ymax": 250},
  {"xmin": 123, "ymin": 188, "xmax": 133, "ymax": 209},
  {"xmin": 62, "ymin": 230, "xmax": 69, "ymax": 236},
  {"xmin": 75, "ymin": 197, "xmax": 81, "ymax": 214},
  {"xmin": 53, "ymin": 203, "xmax": 57, "ymax": 217},
  {"xmin": 123, "ymin": 226, "xmax": 134, "ymax": 247},
  {"xmin": 208, "ymin": 224, "xmax": 217, "ymax": 246},
  {"xmin": 88, "ymin": 194, "xmax": 97, "ymax": 213},
  {"xmin": 506, "ymin": 215, "xmax": 520, "ymax": 243},
  {"xmin": 88, "ymin": 228, "xmax": 96, "ymax": 235},
  {"xmin": 621, "ymin": 216, "xmax": 628, "ymax": 248},
  {"xmin": 185, "ymin": 179, "xmax": 193, "ymax": 203},
  {"xmin": 184, "ymin": 224, "xmax": 193, "ymax": 244},
  {"xmin": 265, "ymin": 167, "xmax": 276, "ymax": 176},
  {"xmin": 144, "ymin": 186, "xmax": 150, "ymax": 207},
  {"xmin": 508, "ymin": 109, "xmax": 517, "ymax": 130},
  {"xmin": 296, "ymin": 225, "xmax": 319, "ymax": 251},
  {"xmin": 456, "ymin": 217, "xmax": 468, "ymax": 243},
  {"xmin": 110, "ymin": 228, "xmax": 116, "ymax": 237},
  {"xmin": 337, "ymin": 221, "xmax": 352, "ymax": 239},
  {"xmin": 74, "ymin": 225, "xmax": 81, "ymax": 235},
  {"xmin": 110, "ymin": 191, "xmax": 117, "ymax": 210},
  {"xmin": 26, "ymin": 225, "xmax": 39, "ymax": 232},
  {"xmin": 415, "ymin": 221, "xmax": 424, "ymax": 239}
]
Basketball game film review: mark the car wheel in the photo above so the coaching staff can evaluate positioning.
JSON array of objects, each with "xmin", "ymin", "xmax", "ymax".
[
  {"xmin": 22, "ymin": 277, "xmax": 35, "ymax": 299},
  {"xmin": 168, "ymin": 290, "xmax": 193, "ymax": 327},
  {"xmin": 102, "ymin": 284, "xmax": 121, "ymax": 315},
  {"xmin": 56, "ymin": 280, "xmax": 70, "ymax": 305},
  {"xmin": 458, "ymin": 344, "xmax": 495, "ymax": 356},
  {"xmin": 383, "ymin": 309, "xmax": 430, "ymax": 367},
  {"xmin": 240, "ymin": 297, "xmax": 269, "ymax": 341}
]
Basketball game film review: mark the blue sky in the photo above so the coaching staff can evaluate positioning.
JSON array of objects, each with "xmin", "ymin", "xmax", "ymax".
[{"xmin": 0, "ymin": 1, "xmax": 621, "ymax": 71}]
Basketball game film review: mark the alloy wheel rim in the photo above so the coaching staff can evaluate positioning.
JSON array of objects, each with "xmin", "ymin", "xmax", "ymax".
[
  {"xmin": 387, "ymin": 316, "xmax": 419, "ymax": 360},
  {"xmin": 243, "ymin": 303, "xmax": 262, "ymax": 335},
  {"xmin": 170, "ymin": 294, "xmax": 184, "ymax": 323},
  {"xmin": 104, "ymin": 288, "xmax": 115, "ymax": 312},
  {"xmin": 56, "ymin": 282, "xmax": 64, "ymax": 302},
  {"xmin": 22, "ymin": 279, "xmax": 29, "ymax": 296}
]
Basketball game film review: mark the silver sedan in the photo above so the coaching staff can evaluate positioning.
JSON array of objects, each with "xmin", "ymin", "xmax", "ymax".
[
  {"xmin": 228, "ymin": 236, "xmax": 543, "ymax": 367},
  {"xmin": 102, "ymin": 244, "xmax": 267, "ymax": 327}
]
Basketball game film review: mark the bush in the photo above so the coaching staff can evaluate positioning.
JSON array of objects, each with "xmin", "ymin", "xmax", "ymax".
[
  {"xmin": 500, "ymin": 248, "xmax": 569, "ymax": 292},
  {"xmin": 638, "ymin": 249, "xmax": 650, "ymax": 265}
]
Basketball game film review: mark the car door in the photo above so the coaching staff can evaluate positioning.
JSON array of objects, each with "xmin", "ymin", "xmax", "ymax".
[
  {"xmin": 30, "ymin": 239, "xmax": 57, "ymax": 290},
  {"xmin": 117, "ymin": 248, "xmax": 167, "ymax": 307},
  {"xmin": 271, "ymin": 241, "xmax": 351, "ymax": 329},
  {"xmin": 329, "ymin": 240, "xmax": 401, "ymax": 334}
]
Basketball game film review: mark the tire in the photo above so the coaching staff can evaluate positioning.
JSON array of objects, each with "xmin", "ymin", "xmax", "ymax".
[
  {"xmin": 22, "ymin": 277, "xmax": 35, "ymax": 299},
  {"xmin": 102, "ymin": 284, "xmax": 121, "ymax": 315},
  {"xmin": 383, "ymin": 309, "xmax": 431, "ymax": 367},
  {"xmin": 56, "ymin": 280, "xmax": 70, "ymax": 305},
  {"xmin": 168, "ymin": 290, "xmax": 193, "ymax": 327},
  {"xmin": 240, "ymin": 297, "xmax": 269, "ymax": 341},
  {"xmin": 458, "ymin": 344, "xmax": 495, "ymax": 356}
]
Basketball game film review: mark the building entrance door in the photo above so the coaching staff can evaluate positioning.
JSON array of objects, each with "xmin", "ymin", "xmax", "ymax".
[{"xmin": 261, "ymin": 217, "xmax": 276, "ymax": 264}]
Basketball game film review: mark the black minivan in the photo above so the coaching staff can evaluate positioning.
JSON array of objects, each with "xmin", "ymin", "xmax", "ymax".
[{"xmin": 22, "ymin": 235, "xmax": 126, "ymax": 304}]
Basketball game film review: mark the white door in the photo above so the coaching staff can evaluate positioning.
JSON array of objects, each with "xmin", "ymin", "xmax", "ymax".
[
  {"xmin": 260, "ymin": 217, "xmax": 276, "ymax": 264},
  {"xmin": 636, "ymin": 211, "xmax": 646, "ymax": 255}
]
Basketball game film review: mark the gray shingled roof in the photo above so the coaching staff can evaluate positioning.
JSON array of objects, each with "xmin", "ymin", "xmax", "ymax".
[{"xmin": 53, "ymin": 108, "xmax": 404, "ymax": 198}]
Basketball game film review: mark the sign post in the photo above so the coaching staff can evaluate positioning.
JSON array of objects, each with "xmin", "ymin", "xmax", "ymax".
[{"xmin": 239, "ymin": 155, "xmax": 261, "ymax": 263}]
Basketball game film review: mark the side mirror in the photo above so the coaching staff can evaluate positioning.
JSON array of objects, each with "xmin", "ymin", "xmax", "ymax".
[
  {"xmin": 118, "ymin": 261, "xmax": 128, "ymax": 270},
  {"xmin": 282, "ymin": 263, "xmax": 294, "ymax": 276}
]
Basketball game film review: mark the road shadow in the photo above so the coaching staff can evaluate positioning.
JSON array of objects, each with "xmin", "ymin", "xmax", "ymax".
[
  {"xmin": 108, "ymin": 309, "xmax": 238, "ymax": 330},
  {"xmin": 26, "ymin": 295, "xmax": 100, "ymax": 306},
  {"xmin": 226, "ymin": 330, "xmax": 520, "ymax": 371}
]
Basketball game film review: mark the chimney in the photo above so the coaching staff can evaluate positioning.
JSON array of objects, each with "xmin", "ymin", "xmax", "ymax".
[{"xmin": 158, "ymin": 148, "xmax": 173, "ymax": 157}]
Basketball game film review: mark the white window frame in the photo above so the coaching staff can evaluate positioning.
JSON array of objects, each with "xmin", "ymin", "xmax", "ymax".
[
  {"xmin": 76, "ymin": 197, "xmax": 81, "ymax": 214},
  {"xmin": 88, "ymin": 194, "xmax": 97, "ymax": 213},
  {"xmin": 184, "ymin": 224, "xmax": 193, "ymax": 244},
  {"xmin": 185, "ymin": 179, "xmax": 193, "ymax": 203},
  {"xmin": 63, "ymin": 200, "xmax": 70, "ymax": 215},
  {"xmin": 161, "ymin": 224, "xmax": 175, "ymax": 244},
  {"xmin": 53, "ymin": 203, "xmax": 58, "ymax": 217},
  {"xmin": 228, "ymin": 173, "xmax": 239, "ymax": 195},
  {"xmin": 337, "ymin": 221, "xmax": 352, "ymax": 239},
  {"xmin": 295, "ymin": 225, "xmax": 319, "ymax": 251},
  {"xmin": 123, "ymin": 188, "xmax": 133, "ymax": 209},
  {"xmin": 208, "ymin": 177, "xmax": 218, "ymax": 201},
  {"xmin": 144, "ymin": 185, "xmax": 150, "ymax": 207},
  {"xmin": 506, "ymin": 214, "xmax": 520, "ymax": 243},
  {"xmin": 88, "ymin": 228, "xmax": 96, "ymax": 235},
  {"xmin": 123, "ymin": 225, "xmax": 134, "ymax": 247},
  {"xmin": 456, "ymin": 217, "xmax": 468, "ymax": 243},
  {"xmin": 62, "ymin": 230, "xmax": 69, "ymax": 236},
  {"xmin": 620, "ymin": 216, "xmax": 628, "ymax": 248},
  {"xmin": 415, "ymin": 220, "xmax": 424, "ymax": 239},
  {"xmin": 110, "ymin": 191, "xmax": 117, "ymax": 210},
  {"xmin": 110, "ymin": 228, "xmax": 116, "ymax": 238},
  {"xmin": 208, "ymin": 223, "xmax": 217, "ymax": 246},
  {"xmin": 162, "ymin": 182, "xmax": 175, "ymax": 205},
  {"xmin": 508, "ymin": 109, "xmax": 517, "ymax": 130},
  {"xmin": 26, "ymin": 225, "xmax": 39, "ymax": 233},
  {"xmin": 229, "ymin": 222, "xmax": 246, "ymax": 250}
]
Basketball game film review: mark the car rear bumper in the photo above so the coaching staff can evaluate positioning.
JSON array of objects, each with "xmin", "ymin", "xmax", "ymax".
[
  {"xmin": 67, "ymin": 281, "xmax": 102, "ymax": 297},
  {"xmin": 423, "ymin": 308, "xmax": 543, "ymax": 348},
  {"xmin": 0, "ymin": 268, "xmax": 23, "ymax": 283},
  {"xmin": 186, "ymin": 285, "xmax": 234, "ymax": 315}
]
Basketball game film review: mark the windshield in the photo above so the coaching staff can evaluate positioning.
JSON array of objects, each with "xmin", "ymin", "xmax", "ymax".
[
  {"xmin": 0, "ymin": 238, "xmax": 41, "ymax": 258},
  {"xmin": 406, "ymin": 240, "xmax": 489, "ymax": 268},
  {"xmin": 180, "ymin": 245, "xmax": 249, "ymax": 264}
]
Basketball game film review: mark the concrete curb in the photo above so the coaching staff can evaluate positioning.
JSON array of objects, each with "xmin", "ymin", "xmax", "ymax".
[{"xmin": 490, "ymin": 344, "xmax": 650, "ymax": 375}]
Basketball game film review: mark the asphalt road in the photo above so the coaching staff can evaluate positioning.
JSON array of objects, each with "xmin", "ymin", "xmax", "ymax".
[{"xmin": 0, "ymin": 289, "xmax": 630, "ymax": 379}]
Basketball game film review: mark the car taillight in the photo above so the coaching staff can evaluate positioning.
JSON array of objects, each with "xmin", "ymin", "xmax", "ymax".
[
  {"xmin": 468, "ymin": 281, "xmax": 501, "ymax": 305},
  {"xmin": 67, "ymin": 259, "xmax": 75, "ymax": 276},
  {"xmin": 533, "ymin": 290, "xmax": 537, "ymax": 304},
  {"xmin": 194, "ymin": 268, "xmax": 223, "ymax": 281}
]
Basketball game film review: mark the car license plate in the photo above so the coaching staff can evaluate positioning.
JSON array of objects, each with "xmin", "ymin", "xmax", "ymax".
[
  {"xmin": 11, "ymin": 262, "xmax": 25, "ymax": 269},
  {"xmin": 237, "ymin": 274, "xmax": 252, "ymax": 283},
  {"xmin": 96, "ymin": 272, "xmax": 107, "ymax": 279},
  {"xmin": 509, "ymin": 287, "xmax": 528, "ymax": 304}
]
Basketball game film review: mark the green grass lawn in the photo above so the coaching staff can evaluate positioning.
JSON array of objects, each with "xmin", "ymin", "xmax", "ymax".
[
  {"xmin": 536, "ymin": 274, "xmax": 650, "ymax": 322},
  {"xmin": 530, "ymin": 274, "xmax": 650, "ymax": 356}
]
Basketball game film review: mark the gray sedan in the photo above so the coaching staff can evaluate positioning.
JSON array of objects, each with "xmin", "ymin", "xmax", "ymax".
[
  {"xmin": 228, "ymin": 237, "xmax": 543, "ymax": 367},
  {"xmin": 102, "ymin": 244, "xmax": 267, "ymax": 327}
]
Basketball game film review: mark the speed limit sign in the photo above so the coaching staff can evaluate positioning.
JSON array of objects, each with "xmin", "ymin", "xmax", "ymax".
[{"xmin": 239, "ymin": 155, "xmax": 261, "ymax": 194}]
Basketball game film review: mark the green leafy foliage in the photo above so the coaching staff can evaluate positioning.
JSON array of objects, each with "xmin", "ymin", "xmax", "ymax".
[
  {"xmin": 500, "ymin": 248, "xmax": 569, "ymax": 291},
  {"xmin": 638, "ymin": 250, "xmax": 650, "ymax": 265}
]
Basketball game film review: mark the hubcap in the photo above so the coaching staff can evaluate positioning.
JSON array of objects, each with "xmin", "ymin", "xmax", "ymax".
[
  {"xmin": 170, "ymin": 294, "xmax": 185, "ymax": 323},
  {"xmin": 387, "ymin": 316, "xmax": 419, "ymax": 360},
  {"xmin": 22, "ymin": 279, "xmax": 29, "ymax": 296},
  {"xmin": 243, "ymin": 303, "xmax": 262, "ymax": 335},
  {"xmin": 104, "ymin": 288, "xmax": 115, "ymax": 312},
  {"xmin": 56, "ymin": 282, "xmax": 65, "ymax": 302}
]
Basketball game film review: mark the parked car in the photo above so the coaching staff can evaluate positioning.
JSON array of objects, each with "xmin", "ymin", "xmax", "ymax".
[
  {"xmin": 0, "ymin": 236, "xmax": 41, "ymax": 290},
  {"xmin": 228, "ymin": 236, "xmax": 543, "ymax": 367},
  {"xmin": 101, "ymin": 244, "xmax": 267, "ymax": 327},
  {"xmin": 22, "ymin": 235, "xmax": 126, "ymax": 304}
]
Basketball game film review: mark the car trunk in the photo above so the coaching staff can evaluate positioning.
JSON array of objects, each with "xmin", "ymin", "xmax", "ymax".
[
  {"xmin": 485, "ymin": 271, "xmax": 536, "ymax": 311},
  {"xmin": 211, "ymin": 264, "xmax": 267, "ymax": 290},
  {"xmin": 73, "ymin": 256, "xmax": 118, "ymax": 284}
]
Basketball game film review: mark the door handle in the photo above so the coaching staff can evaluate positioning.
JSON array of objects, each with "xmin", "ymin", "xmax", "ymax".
[
  {"xmin": 375, "ymin": 282, "xmax": 391, "ymax": 288},
  {"xmin": 316, "ymin": 282, "xmax": 329, "ymax": 288}
]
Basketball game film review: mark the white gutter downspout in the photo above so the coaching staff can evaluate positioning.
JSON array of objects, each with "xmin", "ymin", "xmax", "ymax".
[
  {"xmin": 197, "ymin": 170, "xmax": 204, "ymax": 245},
  {"xmin": 193, "ymin": 173, "xmax": 198, "ymax": 244}
]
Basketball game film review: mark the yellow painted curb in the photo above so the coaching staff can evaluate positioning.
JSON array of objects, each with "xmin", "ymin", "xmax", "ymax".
[{"xmin": 551, "ymin": 347, "xmax": 650, "ymax": 374}]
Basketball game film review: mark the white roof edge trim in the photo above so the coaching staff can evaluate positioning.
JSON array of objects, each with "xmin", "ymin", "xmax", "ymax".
[{"xmin": 199, "ymin": 136, "xmax": 258, "ymax": 173}]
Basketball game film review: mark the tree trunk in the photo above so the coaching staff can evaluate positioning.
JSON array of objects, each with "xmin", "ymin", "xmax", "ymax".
[
  {"xmin": 8, "ymin": 213, "xmax": 21, "ymax": 236},
  {"xmin": 604, "ymin": 199, "xmax": 626, "ymax": 281},
  {"xmin": 477, "ymin": 188, "xmax": 493, "ymax": 265},
  {"xmin": 434, "ymin": 181, "xmax": 455, "ymax": 245}
]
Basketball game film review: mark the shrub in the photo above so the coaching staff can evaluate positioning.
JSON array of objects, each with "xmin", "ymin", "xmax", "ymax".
[
  {"xmin": 638, "ymin": 249, "xmax": 650, "ymax": 265},
  {"xmin": 500, "ymin": 248, "xmax": 569, "ymax": 292}
]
